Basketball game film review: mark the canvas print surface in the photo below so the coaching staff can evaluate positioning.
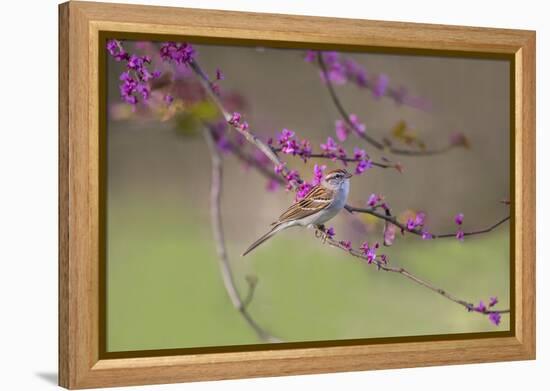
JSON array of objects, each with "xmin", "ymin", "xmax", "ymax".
[{"xmin": 104, "ymin": 38, "xmax": 511, "ymax": 353}]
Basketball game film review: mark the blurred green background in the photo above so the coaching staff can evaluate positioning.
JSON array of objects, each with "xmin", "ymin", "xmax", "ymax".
[{"xmin": 106, "ymin": 42, "xmax": 510, "ymax": 352}]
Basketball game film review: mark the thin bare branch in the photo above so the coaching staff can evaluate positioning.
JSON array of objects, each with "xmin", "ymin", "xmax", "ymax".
[
  {"xmin": 270, "ymin": 146, "xmax": 396, "ymax": 169},
  {"xmin": 190, "ymin": 59, "xmax": 284, "ymax": 171},
  {"xmin": 317, "ymin": 54, "xmax": 457, "ymax": 156},
  {"xmin": 242, "ymin": 275, "xmax": 259, "ymax": 309},
  {"xmin": 345, "ymin": 205, "xmax": 510, "ymax": 239},
  {"xmin": 219, "ymin": 136, "xmax": 284, "ymax": 184},
  {"xmin": 322, "ymin": 235, "xmax": 510, "ymax": 315},
  {"xmin": 203, "ymin": 127, "xmax": 281, "ymax": 343}
]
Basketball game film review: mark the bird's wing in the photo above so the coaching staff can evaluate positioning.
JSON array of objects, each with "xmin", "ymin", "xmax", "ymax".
[{"xmin": 273, "ymin": 185, "xmax": 334, "ymax": 225}]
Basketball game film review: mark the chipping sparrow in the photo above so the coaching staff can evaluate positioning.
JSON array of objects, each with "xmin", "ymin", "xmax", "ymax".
[{"xmin": 242, "ymin": 168, "xmax": 352, "ymax": 256}]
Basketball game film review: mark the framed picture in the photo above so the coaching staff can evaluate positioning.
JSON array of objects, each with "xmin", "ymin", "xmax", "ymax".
[{"xmin": 59, "ymin": 1, "xmax": 535, "ymax": 389}]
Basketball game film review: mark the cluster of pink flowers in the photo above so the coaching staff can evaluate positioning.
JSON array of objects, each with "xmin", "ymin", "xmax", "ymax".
[
  {"xmin": 421, "ymin": 231, "xmax": 433, "ymax": 240},
  {"xmin": 106, "ymin": 39, "xmax": 129, "ymax": 61},
  {"xmin": 270, "ymin": 129, "xmax": 372, "ymax": 176},
  {"xmin": 320, "ymin": 137, "xmax": 373, "ymax": 175},
  {"xmin": 228, "ymin": 112, "xmax": 249, "ymax": 131},
  {"xmin": 282, "ymin": 169, "xmax": 300, "ymax": 192},
  {"xmin": 106, "ymin": 39, "xmax": 161, "ymax": 105},
  {"xmin": 367, "ymin": 193, "xmax": 383, "ymax": 208},
  {"xmin": 273, "ymin": 129, "xmax": 312, "ymax": 162},
  {"xmin": 294, "ymin": 164, "xmax": 325, "ymax": 200},
  {"xmin": 332, "ymin": 236, "xmax": 387, "ymax": 266},
  {"xmin": 455, "ymin": 213, "xmax": 465, "ymax": 241},
  {"xmin": 308, "ymin": 51, "xmax": 374, "ymax": 91},
  {"xmin": 407, "ymin": 212, "xmax": 426, "ymax": 231},
  {"xmin": 335, "ymin": 114, "xmax": 366, "ymax": 141},
  {"xmin": 320, "ymin": 137, "xmax": 345, "ymax": 158},
  {"xmin": 312, "ymin": 164, "xmax": 326, "ymax": 185},
  {"xmin": 366, "ymin": 193, "xmax": 393, "ymax": 218},
  {"xmin": 339, "ymin": 240, "xmax": 352, "ymax": 251},
  {"xmin": 360, "ymin": 242, "xmax": 380, "ymax": 264},
  {"xmin": 305, "ymin": 51, "xmax": 429, "ymax": 110},
  {"xmin": 404, "ymin": 211, "xmax": 433, "ymax": 240},
  {"xmin": 472, "ymin": 297, "xmax": 501, "ymax": 325},
  {"xmin": 159, "ymin": 42, "xmax": 195, "ymax": 67}
]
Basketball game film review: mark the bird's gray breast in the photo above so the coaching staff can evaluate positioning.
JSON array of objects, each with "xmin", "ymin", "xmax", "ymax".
[{"xmin": 313, "ymin": 180, "xmax": 350, "ymax": 225}]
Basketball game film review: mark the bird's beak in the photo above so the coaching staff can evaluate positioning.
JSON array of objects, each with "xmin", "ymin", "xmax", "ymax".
[{"xmin": 345, "ymin": 172, "xmax": 353, "ymax": 178}]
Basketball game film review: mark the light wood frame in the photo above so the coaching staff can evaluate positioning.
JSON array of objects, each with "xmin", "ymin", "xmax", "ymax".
[{"xmin": 59, "ymin": 1, "xmax": 536, "ymax": 389}]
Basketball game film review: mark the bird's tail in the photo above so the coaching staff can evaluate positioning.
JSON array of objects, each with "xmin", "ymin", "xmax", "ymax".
[{"xmin": 242, "ymin": 224, "xmax": 285, "ymax": 256}]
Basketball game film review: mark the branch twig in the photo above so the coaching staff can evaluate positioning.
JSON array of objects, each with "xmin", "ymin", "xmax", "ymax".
[
  {"xmin": 270, "ymin": 147, "xmax": 395, "ymax": 169},
  {"xmin": 345, "ymin": 205, "xmax": 510, "ymax": 239},
  {"xmin": 203, "ymin": 127, "xmax": 281, "ymax": 343},
  {"xmin": 190, "ymin": 60, "xmax": 284, "ymax": 171},
  {"xmin": 323, "ymin": 235, "xmax": 510, "ymax": 315},
  {"xmin": 317, "ymin": 54, "xmax": 456, "ymax": 156}
]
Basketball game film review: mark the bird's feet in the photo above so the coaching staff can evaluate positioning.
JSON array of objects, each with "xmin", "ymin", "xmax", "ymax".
[{"xmin": 315, "ymin": 224, "xmax": 328, "ymax": 243}]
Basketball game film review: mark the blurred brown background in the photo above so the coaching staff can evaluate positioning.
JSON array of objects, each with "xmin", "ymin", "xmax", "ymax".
[{"xmin": 106, "ymin": 42, "xmax": 510, "ymax": 352}]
